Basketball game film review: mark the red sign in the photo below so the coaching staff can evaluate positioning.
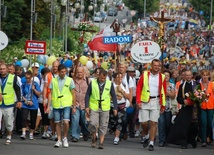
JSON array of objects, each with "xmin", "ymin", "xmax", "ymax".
[{"xmin": 25, "ymin": 40, "xmax": 46, "ymax": 55}]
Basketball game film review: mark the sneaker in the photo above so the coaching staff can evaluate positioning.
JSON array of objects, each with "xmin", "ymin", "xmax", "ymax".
[
  {"xmin": 29, "ymin": 134, "xmax": 34, "ymax": 140},
  {"xmin": 80, "ymin": 132, "xmax": 83, "ymax": 138},
  {"xmin": 83, "ymin": 134, "xmax": 89, "ymax": 141},
  {"xmin": 63, "ymin": 137, "xmax": 69, "ymax": 148},
  {"xmin": 135, "ymin": 131, "xmax": 140, "ymax": 137},
  {"xmin": 98, "ymin": 143, "xmax": 104, "ymax": 149},
  {"xmin": 141, "ymin": 137, "xmax": 149, "ymax": 148},
  {"xmin": 91, "ymin": 138, "xmax": 97, "ymax": 148},
  {"xmin": 158, "ymin": 142, "xmax": 165, "ymax": 147},
  {"xmin": 201, "ymin": 142, "xmax": 206, "ymax": 147},
  {"xmin": 42, "ymin": 132, "xmax": 50, "ymax": 139},
  {"xmin": 20, "ymin": 134, "xmax": 26, "ymax": 140},
  {"xmin": 50, "ymin": 134, "xmax": 58, "ymax": 141},
  {"xmin": 148, "ymin": 144, "xmax": 154, "ymax": 151},
  {"xmin": 71, "ymin": 137, "xmax": 79, "ymax": 142},
  {"xmin": 5, "ymin": 138, "xmax": 11, "ymax": 145},
  {"xmin": 34, "ymin": 130, "xmax": 40, "ymax": 135},
  {"xmin": 140, "ymin": 136, "xmax": 146, "ymax": 144},
  {"xmin": 54, "ymin": 140, "xmax": 62, "ymax": 148},
  {"xmin": 123, "ymin": 133, "xmax": 128, "ymax": 140},
  {"xmin": 54, "ymin": 134, "xmax": 58, "ymax": 141},
  {"xmin": 114, "ymin": 137, "xmax": 119, "ymax": 145}
]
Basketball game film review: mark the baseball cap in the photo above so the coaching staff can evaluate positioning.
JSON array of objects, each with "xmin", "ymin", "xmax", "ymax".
[
  {"xmin": 126, "ymin": 66, "xmax": 135, "ymax": 72},
  {"xmin": 31, "ymin": 62, "xmax": 40, "ymax": 68},
  {"xmin": 14, "ymin": 57, "xmax": 18, "ymax": 60}
]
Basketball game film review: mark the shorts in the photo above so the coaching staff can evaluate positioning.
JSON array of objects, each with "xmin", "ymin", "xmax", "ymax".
[
  {"xmin": 89, "ymin": 109, "xmax": 109, "ymax": 135},
  {"xmin": 0, "ymin": 107, "xmax": 14, "ymax": 131},
  {"xmin": 138, "ymin": 98, "xmax": 160, "ymax": 123},
  {"xmin": 138, "ymin": 109, "xmax": 160, "ymax": 123},
  {"xmin": 53, "ymin": 107, "xmax": 70, "ymax": 123}
]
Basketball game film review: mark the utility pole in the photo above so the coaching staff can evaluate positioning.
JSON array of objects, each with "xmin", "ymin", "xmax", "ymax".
[
  {"xmin": 210, "ymin": 0, "xmax": 213, "ymax": 29},
  {"xmin": 0, "ymin": 0, "xmax": 2, "ymax": 30},
  {"xmin": 0, "ymin": 0, "xmax": 6, "ymax": 30},
  {"xmin": 144, "ymin": 0, "xmax": 146, "ymax": 18},
  {"xmin": 50, "ymin": 0, "xmax": 53, "ymax": 54}
]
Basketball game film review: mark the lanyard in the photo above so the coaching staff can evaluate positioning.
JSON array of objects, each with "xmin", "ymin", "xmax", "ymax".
[
  {"xmin": 1, "ymin": 76, "xmax": 8, "ymax": 91},
  {"xmin": 25, "ymin": 84, "xmax": 32, "ymax": 100}
]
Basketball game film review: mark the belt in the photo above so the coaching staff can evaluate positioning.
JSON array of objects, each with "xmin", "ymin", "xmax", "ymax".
[{"xmin": 150, "ymin": 96, "xmax": 160, "ymax": 99}]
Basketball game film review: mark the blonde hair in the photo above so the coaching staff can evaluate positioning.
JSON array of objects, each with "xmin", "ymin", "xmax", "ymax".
[{"xmin": 201, "ymin": 69, "xmax": 210, "ymax": 77}]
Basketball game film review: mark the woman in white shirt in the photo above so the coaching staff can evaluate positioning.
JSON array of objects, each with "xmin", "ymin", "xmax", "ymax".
[{"xmin": 109, "ymin": 73, "xmax": 130, "ymax": 145}]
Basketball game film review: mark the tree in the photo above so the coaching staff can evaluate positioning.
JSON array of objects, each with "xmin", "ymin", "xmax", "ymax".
[
  {"xmin": 189, "ymin": 0, "xmax": 214, "ymax": 23},
  {"xmin": 123, "ymin": 0, "xmax": 159, "ymax": 18},
  {"xmin": 2, "ymin": 0, "xmax": 27, "ymax": 41},
  {"xmin": 2, "ymin": 0, "xmax": 51, "ymax": 42}
]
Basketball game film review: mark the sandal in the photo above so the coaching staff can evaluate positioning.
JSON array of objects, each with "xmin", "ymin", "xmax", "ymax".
[{"xmin": 5, "ymin": 138, "xmax": 11, "ymax": 145}]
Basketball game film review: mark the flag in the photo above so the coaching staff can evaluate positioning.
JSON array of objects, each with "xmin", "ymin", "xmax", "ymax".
[{"xmin": 88, "ymin": 25, "xmax": 117, "ymax": 52}]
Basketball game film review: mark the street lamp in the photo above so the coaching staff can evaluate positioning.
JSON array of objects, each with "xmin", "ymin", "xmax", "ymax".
[
  {"xmin": 130, "ymin": 10, "xmax": 136, "ymax": 23},
  {"xmin": 80, "ymin": 0, "xmax": 85, "ymax": 21},
  {"xmin": 43, "ymin": 0, "xmax": 54, "ymax": 54},
  {"xmin": 75, "ymin": 2, "xmax": 80, "ymax": 9},
  {"xmin": 71, "ymin": 7, "xmax": 76, "ymax": 27},
  {"xmin": 0, "ymin": 0, "xmax": 7, "ymax": 30},
  {"xmin": 61, "ymin": 0, "xmax": 69, "ymax": 53},
  {"xmin": 144, "ymin": 0, "xmax": 146, "ymax": 18},
  {"xmin": 210, "ymin": 0, "xmax": 213, "ymax": 29},
  {"xmin": 88, "ymin": 5, "xmax": 93, "ymax": 11}
]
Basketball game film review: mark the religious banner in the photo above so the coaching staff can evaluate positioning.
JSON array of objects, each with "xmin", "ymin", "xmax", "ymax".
[{"xmin": 131, "ymin": 40, "xmax": 161, "ymax": 63}]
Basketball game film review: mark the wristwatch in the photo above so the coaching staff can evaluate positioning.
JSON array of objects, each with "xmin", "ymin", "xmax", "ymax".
[{"xmin": 72, "ymin": 105, "xmax": 76, "ymax": 109}]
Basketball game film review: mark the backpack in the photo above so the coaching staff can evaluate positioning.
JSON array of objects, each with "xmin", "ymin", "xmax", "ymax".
[{"xmin": 126, "ymin": 74, "xmax": 130, "ymax": 85}]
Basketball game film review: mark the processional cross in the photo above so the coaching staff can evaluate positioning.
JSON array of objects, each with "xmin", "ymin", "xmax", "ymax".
[
  {"xmin": 150, "ymin": 11, "xmax": 174, "ymax": 72},
  {"xmin": 70, "ymin": 14, "xmax": 97, "ymax": 79},
  {"xmin": 110, "ymin": 19, "xmax": 121, "ymax": 72}
]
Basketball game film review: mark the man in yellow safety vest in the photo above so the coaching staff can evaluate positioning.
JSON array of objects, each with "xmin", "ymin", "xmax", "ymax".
[
  {"xmin": 136, "ymin": 59, "xmax": 166, "ymax": 151},
  {"xmin": 85, "ymin": 68, "xmax": 118, "ymax": 149}
]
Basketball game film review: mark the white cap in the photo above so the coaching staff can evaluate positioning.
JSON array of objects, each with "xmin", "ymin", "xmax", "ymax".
[
  {"xmin": 31, "ymin": 62, "xmax": 39, "ymax": 68},
  {"xmin": 126, "ymin": 66, "xmax": 135, "ymax": 72},
  {"xmin": 14, "ymin": 57, "xmax": 18, "ymax": 60}
]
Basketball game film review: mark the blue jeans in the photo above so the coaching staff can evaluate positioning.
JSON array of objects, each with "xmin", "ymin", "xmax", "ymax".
[
  {"xmin": 71, "ymin": 108, "xmax": 89, "ymax": 139},
  {"xmin": 53, "ymin": 107, "xmax": 70, "ymax": 123},
  {"xmin": 158, "ymin": 111, "xmax": 172, "ymax": 144},
  {"xmin": 200, "ymin": 109, "xmax": 214, "ymax": 142}
]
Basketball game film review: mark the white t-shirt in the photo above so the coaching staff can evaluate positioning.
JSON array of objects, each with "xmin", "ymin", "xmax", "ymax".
[
  {"xmin": 149, "ymin": 73, "xmax": 159, "ymax": 96},
  {"xmin": 122, "ymin": 73, "xmax": 134, "ymax": 90},
  {"xmin": 113, "ymin": 82, "xmax": 130, "ymax": 107}
]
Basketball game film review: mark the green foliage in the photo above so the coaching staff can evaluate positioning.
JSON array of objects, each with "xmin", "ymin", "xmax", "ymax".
[
  {"xmin": 0, "ymin": 0, "xmax": 99, "ymax": 63},
  {"xmin": 123, "ymin": 0, "xmax": 159, "ymax": 18},
  {"xmin": 189, "ymin": 0, "xmax": 214, "ymax": 22}
]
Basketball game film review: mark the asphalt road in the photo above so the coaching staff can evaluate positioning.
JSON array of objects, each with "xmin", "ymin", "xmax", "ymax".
[
  {"xmin": 0, "ymin": 133, "xmax": 213, "ymax": 155},
  {"xmin": 93, "ymin": 7, "xmax": 132, "ymax": 30}
]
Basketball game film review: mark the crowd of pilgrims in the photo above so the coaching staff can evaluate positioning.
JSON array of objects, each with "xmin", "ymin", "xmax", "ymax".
[{"xmin": 0, "ymin": 57, "xmax": 213, "ymax": 149}]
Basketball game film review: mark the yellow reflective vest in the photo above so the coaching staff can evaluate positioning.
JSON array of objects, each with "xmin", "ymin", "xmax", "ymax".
[
  {"xmin": 0, "ymin": 74, "xmax": 15, "ymax": 106},
  {"xmin": 89, "ymin": 79, "xmax": 111, "ymax": 111},
  {"xmin": 51, "ymin": 77, "xmax": 73, "ymax": 109},
  {"xmin": 140, "ymin": 71, "xmax": 166, "ymax": 106}
]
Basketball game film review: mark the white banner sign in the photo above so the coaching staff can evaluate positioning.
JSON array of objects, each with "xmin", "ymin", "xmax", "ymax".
[
  {"xmin": 0, "ymin": 31, "xmax": 9, "ymax": 50},
  {"xmin": 131, "ymin": 40, "xmax": 161, "ymax": 63}
]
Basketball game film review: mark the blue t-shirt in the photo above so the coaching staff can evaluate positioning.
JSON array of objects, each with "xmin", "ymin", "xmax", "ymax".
[{"xmin": 22, "ymin": 81, "xmax": 41, "ymax": 110}]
